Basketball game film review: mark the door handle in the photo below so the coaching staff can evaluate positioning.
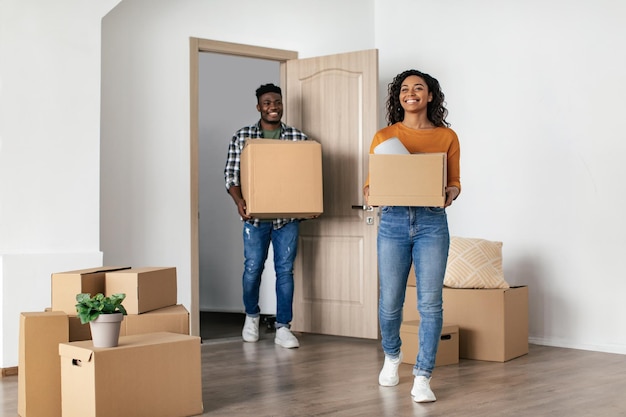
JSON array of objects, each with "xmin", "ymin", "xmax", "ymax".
[{"xmin": 352, "ymin": 204, "xmax": 375, "ymax": 225}]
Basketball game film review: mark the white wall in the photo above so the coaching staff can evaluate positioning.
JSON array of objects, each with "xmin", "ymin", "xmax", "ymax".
[
  {"xmin": 2, "ymin": 0, "xmax": 624, "ymax": 368},
  {"xmin": 99, "ymin": 0, "xmax": 376, "ymax": 340},
  {"xmin": 0, "ymin": 0, "xmax": 374, "ymax": 369},
  {"xmin": 375, "ymin": 0, "xmax": 626, "ymax": 353},
  {"xmin": 0, "ymin": 0, "xmax": 121, "ymax": 368}
]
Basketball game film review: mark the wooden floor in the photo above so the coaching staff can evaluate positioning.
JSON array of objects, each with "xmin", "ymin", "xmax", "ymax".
[{"xmin": 3, "ymin": 331, "xmax": 626, "ymax": 416}]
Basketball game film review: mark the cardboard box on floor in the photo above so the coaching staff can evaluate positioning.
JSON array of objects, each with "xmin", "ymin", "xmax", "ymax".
[
  {"xmin": 59, "ymin": 332, "xmax": 203, "ymax": 417},
  {"xmin": 443, "ymin": 286, "xmax": 529, "ymax": 362},
  {"xmin": 69, "ymin": 304, "xmax": 190, "ymax": 342},
  {"xmin": 368, "ymin": 153, "xmax": 447, "ymax": 207},
  {"xmin": 400, "ymin": 321, "xmax": 459, "ymax": 367},
  {"xmin": 18, "ymin": 311, "xmax": 68, "ymax": 417},
  {"xmin": 240, "ymin": 139, "xmax": 323, "ymax": 218},
  {"xmin": 105, "ymin": 267, "xmax": 177, "ymax": 314},
  {"xmin": 405, "ymin": 266, "xmax": 528, "ymax": 362},
  {"xmin": 51, "ymin": 266, "xmax": 130, "ymax": 314}
]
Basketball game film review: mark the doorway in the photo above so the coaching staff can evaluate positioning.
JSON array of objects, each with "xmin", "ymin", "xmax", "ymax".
[
  {"xmin": 197, "ymin": 52, "xmax": 281, "ymax": 340},
  {"xmin": 190, "ymin": 39, "xmax": 298, "ymax": 340},
  {"xmin": 190, "ymin": 39, "xmax": 380, "ymax": 341}
]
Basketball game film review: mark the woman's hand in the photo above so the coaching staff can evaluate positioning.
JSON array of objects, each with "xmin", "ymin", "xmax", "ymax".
[
  {"xmin": 444, "ymin": 186, "xmax": 460, "ymax": 208},
  {"xmin": 363, "ymin": 185, "xmax": 370, "ymax": 206}
]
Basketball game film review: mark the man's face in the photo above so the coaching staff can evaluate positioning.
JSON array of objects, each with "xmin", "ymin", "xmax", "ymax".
[{"xmin": 256, "ymin": 92, "xmax": 283, "ymax": 125}]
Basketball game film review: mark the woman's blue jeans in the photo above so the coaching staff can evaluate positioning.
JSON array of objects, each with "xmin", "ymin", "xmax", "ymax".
[
  {"xmin": 242, "ymin": 221, "xmax": 299, "ymax": 328},
  {"xmin": 377, "ymin": 206, "xmax": 450, "ymax": 378}
]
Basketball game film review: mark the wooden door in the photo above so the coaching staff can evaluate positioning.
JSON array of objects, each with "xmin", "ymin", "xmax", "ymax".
[{"xmin": 284, "ymin": 49, "xmax": 379, "ymax": 339}]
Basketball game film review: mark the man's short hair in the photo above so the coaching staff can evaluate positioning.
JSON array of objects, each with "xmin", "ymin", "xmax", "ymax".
[{"xmin": 256, "ymin": 83, "xmax": 282, "ymax": 100}]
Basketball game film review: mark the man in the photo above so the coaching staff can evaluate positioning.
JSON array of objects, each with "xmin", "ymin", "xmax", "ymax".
[{"xmin": 224, "ymin": 83, "xmax": 308, "ymax": 349}]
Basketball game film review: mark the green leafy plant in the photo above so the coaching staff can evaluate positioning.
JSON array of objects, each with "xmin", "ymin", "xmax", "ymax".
[{"xmin": 75, "ymin": 293, "xmax": 128, "ymax": 324}]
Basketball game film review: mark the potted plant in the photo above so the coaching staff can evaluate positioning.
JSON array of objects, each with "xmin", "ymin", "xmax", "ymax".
[{"xmin": 75, "ymin": 293, "xmax": 127, "ymax": 348}]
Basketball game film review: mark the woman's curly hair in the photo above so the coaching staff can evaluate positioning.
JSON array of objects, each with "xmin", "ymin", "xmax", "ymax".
[{"xmin": 385, "ymin": 69, "xmax": 450, "ymax": 127}]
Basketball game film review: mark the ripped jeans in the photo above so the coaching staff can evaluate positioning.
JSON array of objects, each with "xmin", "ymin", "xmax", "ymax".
[
  {"xmin": 377, "ymin": 206, "xmax": 450, "ymax": 378},
  {"xmin": 242, "ymin": 220, "xmax": 299, "ymax": 328}
]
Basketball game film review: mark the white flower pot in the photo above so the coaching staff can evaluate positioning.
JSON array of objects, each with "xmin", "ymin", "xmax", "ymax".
[{"xmin": 89, "ymin": 312, "xmax": 124, "ymax": 348}]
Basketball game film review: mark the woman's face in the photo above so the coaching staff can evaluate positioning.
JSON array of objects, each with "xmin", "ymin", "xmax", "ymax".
[{"xmin": 399, "ymin": 75, "xmax": 432, "ymax": 113}]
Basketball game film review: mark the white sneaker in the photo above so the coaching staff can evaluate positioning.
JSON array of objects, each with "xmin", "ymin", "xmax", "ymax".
[
  {"xmin": 378, "ymin": 352, "xmax": 402, "ymax": 386},
  {"xmin": 274, "ymin": 327, "xmax": 299, "ymax": 348},
  {"xmin": 411, "ymin": 375, "xmax": 436, "ymax": 402},
  {"xmin": 242, "ymin": 315, "xmax": 260, "ymax": 342}
]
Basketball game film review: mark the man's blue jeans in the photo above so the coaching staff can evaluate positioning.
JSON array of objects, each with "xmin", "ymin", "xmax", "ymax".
[
  {"xmin": 242, "ymin": 221, "xmax": 299, "ymax": 328},
  {"xmin": 377, "ymin": 206, "xmax": 450, "ymax": 378}
]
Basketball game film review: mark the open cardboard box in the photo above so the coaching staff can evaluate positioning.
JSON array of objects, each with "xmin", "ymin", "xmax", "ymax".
[
  {"xmin": 51, "ymin": 266, "xmax": 130, "ymax": 315},
  {"xmin": 368, "ymin": 153, "xmax": 446, "ymax": 207}
]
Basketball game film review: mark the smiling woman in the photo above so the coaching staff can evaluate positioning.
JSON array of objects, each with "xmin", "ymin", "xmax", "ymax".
[
  {"xmin": 398, "ymin": 75, "xmax": 433, "ymax": 128},
  {"xmin": 387, "ymin": 69, "xmax": 450, "ymax": 130},
  {"xmin": 364, "ymin": 68, "xmax": 461, "ymax": 403}
]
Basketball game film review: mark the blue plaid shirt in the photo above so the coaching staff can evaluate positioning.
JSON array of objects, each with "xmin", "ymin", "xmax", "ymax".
[{"xmin": 224, "ymin": 121, "xmax": 309, "ymax": 229}]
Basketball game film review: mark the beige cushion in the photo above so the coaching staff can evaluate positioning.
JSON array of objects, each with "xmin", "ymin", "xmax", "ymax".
[{"xmin": 444, "ymin": 236, "xmax": 510, "ymax": 289}]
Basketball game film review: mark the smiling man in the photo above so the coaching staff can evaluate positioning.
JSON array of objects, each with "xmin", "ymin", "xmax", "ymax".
[{"xmin": 223, "ymin": 83, "xmax": 309, "ymax": 349}]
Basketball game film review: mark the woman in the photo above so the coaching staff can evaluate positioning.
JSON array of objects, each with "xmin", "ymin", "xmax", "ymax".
[{"xmin": 364, "ymin": 69, "xmax": 461, "ymax": 403}]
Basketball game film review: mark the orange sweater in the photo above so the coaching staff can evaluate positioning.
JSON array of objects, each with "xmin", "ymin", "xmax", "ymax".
[{"xmin": 365, "ymin": 123, "xmax": 461, "ymax": 191}]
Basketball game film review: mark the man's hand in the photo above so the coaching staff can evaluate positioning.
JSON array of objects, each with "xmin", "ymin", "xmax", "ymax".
[
  {"xmin": 236, "ymin": 198, "xmax": 251, "ymax": 220},
  {"xmin": 228, "ymin": 186, "xmax": 252, "ymax": 220}
]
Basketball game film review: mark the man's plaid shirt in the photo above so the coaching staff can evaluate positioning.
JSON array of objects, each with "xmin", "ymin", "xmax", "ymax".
[{"xmin": 224, "ymin": 120, "xmax": 309, "ymax": 229}]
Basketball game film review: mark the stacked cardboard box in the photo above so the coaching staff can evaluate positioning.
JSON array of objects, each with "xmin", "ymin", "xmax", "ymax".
[
  {"xmin": 59, "ymin": 332, "xmax": 203, "ymax": 417},
  {"xmin": 105, "ymin": 267, "xmax": 178, "ymax": 314},
  {"xmin": 68, "ymin": 304, "xmax": 191, "ymax": 342},
  {"xmin": 403, "ymin": 267, "xmax": 459, "ymax": 367},
  {"xmin": 443, "ymin": 286, "xmax": 529, "ymax": 362},
  {"xmin": 52, "ymin": 266, "xmax": 187, "ymax": 341},
  {"xmin": 405, "ymin": 265, "xmax": 529, "ymax": 363},
  {"xmin": 18, "ymin": 266, "xmax": 196, "ymax": 417},
  {"xmin": 400, "ymin": 321, "xmax": 459, "ymax": 366},
  {"xmin": 51, "ymin": 266, "xmax": 130, "ymax": 315}
]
